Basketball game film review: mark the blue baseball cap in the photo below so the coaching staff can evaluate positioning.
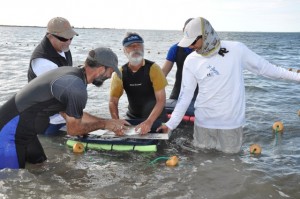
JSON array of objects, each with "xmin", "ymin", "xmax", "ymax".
[{"xmin": 122, "ymin": 33, "xmax": 144, "ymax": 47}]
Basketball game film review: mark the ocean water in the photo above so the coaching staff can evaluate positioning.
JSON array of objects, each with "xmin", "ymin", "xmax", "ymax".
[{"xmin": 0, "ymin": 26, "xmax": 300, "ymax": 199}]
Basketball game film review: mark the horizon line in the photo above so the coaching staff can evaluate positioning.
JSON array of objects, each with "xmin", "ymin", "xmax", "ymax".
[{"xmin": 0, "ymin": 24, "xmax": 299, "ymax": 33}]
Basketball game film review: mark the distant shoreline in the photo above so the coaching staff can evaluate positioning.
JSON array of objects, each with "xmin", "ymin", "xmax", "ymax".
[
  {"xmin": 0, "ymin": 24, "xmax": 299, "ymax": 33},
  {"xmin": 0, "ymin": 24, "xmax": 175, "ymax": 31},
  {"xmin": 0, "ymin": 24, "xmax": 116, "ymax": 30}
]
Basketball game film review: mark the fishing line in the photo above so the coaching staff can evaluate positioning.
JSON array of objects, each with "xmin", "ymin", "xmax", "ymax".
[{"xmin": 148, "ymin": 156, "xmax": 170, "ymax": 165}]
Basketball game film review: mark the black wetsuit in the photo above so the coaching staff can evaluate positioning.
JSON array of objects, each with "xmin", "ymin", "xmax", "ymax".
[
  {"xmin": 122, "ymin": 59, "xmax": 166, "ymax": 123},
  {"xmin": 170, "ymin": 46, "xmax": 198, "ymax": 100},
  {"xmin": 0, "ymin": 67, "xmax": 87, "ymax": 169},
  {"xmin": 165, "ymin": 45, "xmax": 197, "ymax": 116}
]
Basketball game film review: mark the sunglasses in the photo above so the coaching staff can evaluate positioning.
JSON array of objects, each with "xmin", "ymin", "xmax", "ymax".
[
  {"xmin": 191, "ymin": 35, "xmax": 202, "ymax": 46},
  {"xmin": 52, "ymin": 34, "xmax": 73, "ymax": 42}
]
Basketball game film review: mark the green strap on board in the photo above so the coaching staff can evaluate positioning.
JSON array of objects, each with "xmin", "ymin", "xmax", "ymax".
[{"xmin": 66, "ymin": 139, "xmax": 157, "ymax": 152}]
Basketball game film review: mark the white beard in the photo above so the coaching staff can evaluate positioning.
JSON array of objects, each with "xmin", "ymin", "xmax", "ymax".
[{"xmin": 126, "ymin": 50, "xmax": 144, "ymax": 66}]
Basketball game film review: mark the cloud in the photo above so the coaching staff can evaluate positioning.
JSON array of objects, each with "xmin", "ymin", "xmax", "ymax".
[{"xmin": 0, "ymin": 0, "xmax": 299, "ymax": 32}]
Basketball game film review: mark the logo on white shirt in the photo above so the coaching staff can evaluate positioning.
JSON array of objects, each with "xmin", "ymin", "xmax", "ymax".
[{"xmin": 207, "ymin": 65, "xmax": 219, "ymax": 77}]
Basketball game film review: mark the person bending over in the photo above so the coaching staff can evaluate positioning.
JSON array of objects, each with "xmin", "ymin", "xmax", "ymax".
[{"xmin": 0, "ymin": 47, "xmax": 129, "ymax": 169}]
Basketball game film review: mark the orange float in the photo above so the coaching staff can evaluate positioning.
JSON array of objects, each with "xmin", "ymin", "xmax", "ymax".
[
  {"xmin": 73, "ymin": 142, "xmax": 85, "ymax": 153},
  {"xmin": 272, "ymin": 121, "xmax": 284, "ymax": 133},
  {"xmin": 166, "ymin": 156, "xmax": 179, "ymax": 166},
  {"xmin": 250, "ymin": 144, "xmax": 262, "ymax": 155},
  {"xmin": 288, "ymin": 68, "xmax": 300, "ymax": 73}
]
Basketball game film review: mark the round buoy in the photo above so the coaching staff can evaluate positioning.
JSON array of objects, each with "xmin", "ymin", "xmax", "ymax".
[
  {"xmin": 190, "ymin": 116, "xmax": 195, "ymax": 122},
  {"xmin": 250, "ymin": 144, "xmax": 262, "ymax": 155},
  {"xmin": 272, "ymin": 121, "xmax": 284, "ymax": 132},
  {"xmin": 166, "ymin": 156, "xmax": 178, "ymax": 166},
  {"xmin": 183, "ymin": 115, "xmax": 190, "ymax": 122},
  {"xmin": 288, "ymin": 68, "xmax": 300, "ymax": 73},
  {"xmin": 73, "ymin": 142, "xmax": 84, "ymax": 153}
]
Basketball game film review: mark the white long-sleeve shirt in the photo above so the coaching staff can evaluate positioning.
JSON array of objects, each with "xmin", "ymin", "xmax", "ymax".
[{"xmin": 166, "ymin": 41, "xmax": 300, "ymax": 130}]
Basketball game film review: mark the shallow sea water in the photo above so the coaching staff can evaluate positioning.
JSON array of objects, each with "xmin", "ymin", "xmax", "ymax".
[{"xmin": 0, "ymin": 26, "xmax": 300, "ymax": 198}]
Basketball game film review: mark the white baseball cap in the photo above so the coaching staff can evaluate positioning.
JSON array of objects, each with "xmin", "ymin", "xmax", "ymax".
[{"xmin": 178, "ymin": 17, "xmax": 202, "ymax": 47}]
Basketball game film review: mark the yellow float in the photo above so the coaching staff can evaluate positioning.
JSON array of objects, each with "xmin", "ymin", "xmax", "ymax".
[
  {"xmin": 250, "ymin": 144, "xmax": 262, "ymax": 155},
  {"xmin": 166, "ymin": 156, "xmax": 179, "ymax": 166},
  {"xmin": 73, "ymin": 142, "xmax": 85, "ymax": 153},
  {"xmin": 272, "ymin": 121, "xmax": 284, "ymax": 133}
]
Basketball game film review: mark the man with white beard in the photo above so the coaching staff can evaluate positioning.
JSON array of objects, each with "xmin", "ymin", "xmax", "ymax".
[{"xmin": 109, "ymin": 32, "xmax": 168, "ymax": 135}]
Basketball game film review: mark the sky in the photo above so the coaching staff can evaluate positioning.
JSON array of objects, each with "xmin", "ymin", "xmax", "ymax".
[{"xmin": 1, "ymin": 0, "xmax": 299, "ymax": 32}]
